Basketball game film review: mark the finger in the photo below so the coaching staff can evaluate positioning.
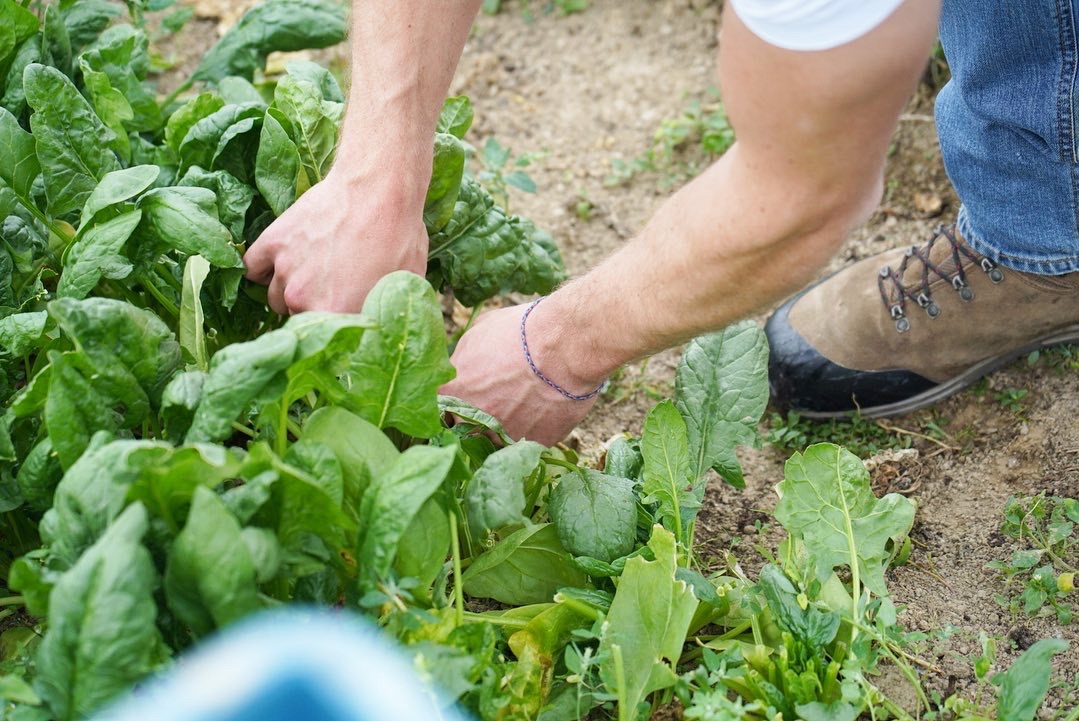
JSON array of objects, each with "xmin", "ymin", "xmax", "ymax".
[
  {"xmin": 267, "ymin": 272, "xmax": 288, "ymax": 315},
  {"xmin": 243, "ymin": 235, "xmax": 275, "ymax": 284}
]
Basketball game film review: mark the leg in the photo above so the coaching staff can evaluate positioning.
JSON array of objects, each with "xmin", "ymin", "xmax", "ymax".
[{"xmin": 767, "ymin": 1, "xmax": 1079, "ymax": 416}]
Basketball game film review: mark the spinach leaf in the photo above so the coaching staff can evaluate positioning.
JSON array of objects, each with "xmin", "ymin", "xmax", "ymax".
[
  {"xmin": 43, "ymin": 350, "xmax": 147, "ymax": 468},
  {"xmin": 185, "ymin": 329, "xmax": 296, "ymax": 443},
  {"xmin": 124, "ymin": 444, "xmax": 241, "ymax": 535},
  {"xmin": 23, "ymin": 63, "xmax": 120, "ymax": 218},
  {"xmin": 438, "ymin": 395, "xmax": 514, "ymax": 445},
  {"xmin": 355, "ymin": 444, "xmax": 456, "ymax": 593},
  {"xmin": 164, "ymin": 486, "xmax": 262, "ymax": 638},
  {"xmin": 0, "ymin": 107, "xmax": 40, "ymax": 215},
  {"xmin": 1, "ymin": 38, "xmax": 40, "ymax": 117},
  {"xmin": 285, "ymin": 59, "xmax": 345, "ymax": 103},
  {"xmin": 78, "ymin": 55, "xmax": 133, "ymax": 163},
  {"xmin": 465, "ymin": 440, "xmax": 544, "ymax": 537},
  {"xmin": 179, "ymin": 255, "xmax": 210, "ymax": 370},
  {"xmin": 61, "ymin": 0, "xmax": 118, "ymax": 53},
  {"xmin": 137, "ymin": 187, "xmax": 244, "ymax": 269},
  {"xmin": 38, "ymin": 438, "xmax": 166, "ymax": 568},
  {"xmin": 34, "ymin": 504, "xmax": 162, "ymax": 721},
  {"xmin": 349, "ymin": 271, "xmax": 455, "ymax": 438},
  {"xmin": 674, "ymin": 321, "xmax": 769, "ymax": 489},
  {"xmin": 501, "ymin": 219, "xmax": 566, "ymax": 299},
  {"xmin": 775, "ymin": 443, "xmax": 915, "ymax": 598},
  {"xmin": 994, "ymin": 638, "xmax": 1068, "ymax": 721},
  {"xmin": 426, "ymin": 178, "xmax": 531, "ymax": 308},
  {"xmin": 79, "ymin": 25, "xmax": 160, "ymax": 132},
  {"xmin": 549, "ymin": 468, "xmax": 636, "ymax": 563},
  {"xmin": 164, "ymin": 93, "xmax": 224, "ymax": 157},
  {"xmin": 192, "ymin": 0, "xmax": 347, "ymax": 84},
  {"xmin": 0, "ymin": 310, "xmax": 47, "ymax": 357},
  {"xmin": 30, "ymin": 300, "xmax": 179, "ymax": 464},
  {"xmin": 272, "ymin": 75, "xmax": 340, "ymax": 185},
  {"xmin": 15, "ymin": 437, "xmax": 61, "ymax": 513},
  {"xmin": 80, "ymin": 165, "xmax": 159, "ymax": 226},
  {"xmin": 424, "ymin": 132, "xmax": 466, "ymax": 233},
  {"xmin": 245, "ymin": 445, "xmax": 354, "ymax": 579},
  {"xmin": 56, "ymin": 209, "xmax": 140, "ymax": 298},
  {"xmin": 159, "ymin": 370, "xmax": 205, "ymax": 441},
  {"xmin": 758, "ymin": 564, "xmax": 840, "ymax": 647},
  {"xmin": 604, "ymin": 435, "xmax": 643, "ymax": 480},
  {"xmin": 302, "ymin": 406, "xmax": 399, "ymax": 521},
  {"xmin": 463, "ymin": 523, "xmax": 588, "ymax": 605},
  {"xmin": 41, "ymin": 7, "xmax": 72, "ymax": 79},
  {"xmin": 393, "ymin": 495, "xmax": 451, "ymax": 595},
  {"xmin": 436, "ymin": 96, "xmax": 474, "ymax": 139},
  {"xmin": 254, "ymin": 110, "xmax": 300, "ymax": 216},
  {"xmin": 0, "ymin": 1, "xmax": 38, "ymax": 69},
  {"xmin": 50, "ymin": 297, "xmax": 181, "ymax": 406},
  {"xmin": 599, "ymin": 525, "xmax": 698, "ymax": 721},
  {"xmin": 177, "ymin": 167, "xmax": 255, "ymax": 241},
  {"xmin": 640, "ymin": 399, "xmax": 694, "ymax": 545},
  {"xmin": 175, "ymin": 102, "xmax": 263, "ymax": 180}
]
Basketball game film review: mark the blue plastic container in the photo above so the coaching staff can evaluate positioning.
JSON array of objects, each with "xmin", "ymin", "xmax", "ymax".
[{"xmin": 93, "ymin": 610, "xmax": 472, "ymax": 721}]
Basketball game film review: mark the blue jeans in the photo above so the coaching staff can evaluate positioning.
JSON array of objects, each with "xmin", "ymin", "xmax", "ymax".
[{"xmin": 936, "ymin": 0, "xmax": 1079, "ymax": 274}]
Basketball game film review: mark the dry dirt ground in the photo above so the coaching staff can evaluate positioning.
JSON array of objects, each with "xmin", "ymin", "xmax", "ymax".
[{"xmin": 172, "ymin": 0, "xmax": 1078, "ymax": 715}]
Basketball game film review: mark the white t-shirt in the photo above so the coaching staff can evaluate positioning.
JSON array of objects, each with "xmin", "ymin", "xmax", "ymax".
[{"xmin": 728, "ymin": 0, "xmax": 907, "ymax": 51}]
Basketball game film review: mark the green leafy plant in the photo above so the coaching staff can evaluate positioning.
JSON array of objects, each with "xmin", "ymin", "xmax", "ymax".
[
  {"xmin": 989, "ymin": 494, "xmax": 1077, "ymax": 624},
  {"xmin": 607, "ymin": 88, "xmax": 735, "ymax": 188},
  {"xmin": 766, "ymin": 410, "xmax": 915, "ymax": 458}
]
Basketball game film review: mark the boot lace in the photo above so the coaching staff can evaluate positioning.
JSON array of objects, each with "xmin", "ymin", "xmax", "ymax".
[{"xmin": 878, "ymin": 225, "xmax": 1005, "ymax": 333}]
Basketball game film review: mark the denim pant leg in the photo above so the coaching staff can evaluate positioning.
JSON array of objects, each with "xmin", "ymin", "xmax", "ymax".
[{"xmin": 936, "ymin": 0, "xmax": 1079, "ymax": 275}]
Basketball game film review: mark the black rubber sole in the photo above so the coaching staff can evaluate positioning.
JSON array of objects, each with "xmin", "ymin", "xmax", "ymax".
[{"xmin": 795, "ymin": 323, "xmax": 1079, "ymax": 420}]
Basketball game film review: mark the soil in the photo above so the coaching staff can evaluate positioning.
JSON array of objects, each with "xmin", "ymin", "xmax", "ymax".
[{"xmin": 163, "ymin": 0, "xmax": 1078, "ymax": 715}]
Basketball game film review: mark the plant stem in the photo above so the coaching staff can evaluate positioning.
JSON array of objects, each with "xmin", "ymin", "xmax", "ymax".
[
  {"xmin": 139, "ymin": 274, "xmax": 180, "ymax": 319},
  {"xmin": 542, "ymin": 456, "xmax": 579, "ymax": 472},
  {"xmin": 461, "ymin": 611, "xmax": 528, "ymax": 629},
  {"xmin": 231, "ymin": 422, "xmax": 256, "ymax": 439},
  {"xmin": 161, "ymin": 78, "xmax": 195, "ymax": 111},
  {"xmin": 275, "ymin": 401, "xmax": 289, "ymax": 456},
  {"xmin": 449, "ymin": 510, "xmax": 465, "ymax": 627},
  {"xmin": 0, "ymin": 595, "xmax": 26, "ymax": 607}
]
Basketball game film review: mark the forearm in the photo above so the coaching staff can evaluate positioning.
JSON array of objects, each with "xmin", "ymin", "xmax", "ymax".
[
  {"xmin": 536, "ymin": 144, "xmax": 872, "ymax": 384},
  {"xmin": 334, "ymin": 1, "xmax": 483, "ymax": 207},
  {"xmin": 525, "ymin": 0, "xmax": 939, "ymax": 390}
]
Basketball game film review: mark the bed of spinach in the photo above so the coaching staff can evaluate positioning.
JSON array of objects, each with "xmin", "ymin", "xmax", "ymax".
[{"xmin": 0, "ymin": 2, "xmax": 1069, "ymax": 721}]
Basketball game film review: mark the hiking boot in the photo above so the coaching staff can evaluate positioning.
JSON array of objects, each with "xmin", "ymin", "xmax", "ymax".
[{"xmin": 766, "ymin": 225, "xmax": 1079, "ymax": 418}]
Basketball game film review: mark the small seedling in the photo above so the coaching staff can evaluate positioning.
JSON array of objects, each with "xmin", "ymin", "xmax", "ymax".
[
  {"xmin": 994, "ymin": 387, "xmax": 1029, "ymax": 413},
  {"xmin": 988, "ymin": 494, "xmax": 1078, "ymax": 624}
]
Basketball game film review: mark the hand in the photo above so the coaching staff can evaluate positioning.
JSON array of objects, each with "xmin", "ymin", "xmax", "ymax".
[
  {"xmin": 442, "ymin": 302, "xmax": 606, "ymax": 445},
  {"xmin": 244, "ymin": 170, "xmax": 429, "ymax": 314}
]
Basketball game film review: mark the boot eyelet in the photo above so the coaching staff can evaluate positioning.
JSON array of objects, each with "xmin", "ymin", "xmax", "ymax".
[
  {"xmin": 980, "ymin": 258, "xmax": 1004, "ymax": 283},
  {"xmin": 879, "ymin": 267, "xmax": 890, "ymax": 278},
  {"xmin": 896, "ymin": 317, "xmax": 911, "ymax": 333},
  {"xmin": 960, "ymin": 286, "xmax": 974, "ymax": 301},
  {"xmin": 927, "ymin": 302, "xmax": 941, "ymax": 318},
  {"xmin": 916, "ymin": 292, "xmax": 931, "ymax": 308}
]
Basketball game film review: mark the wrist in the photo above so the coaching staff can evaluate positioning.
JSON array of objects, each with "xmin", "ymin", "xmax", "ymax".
[
  {"xmin": 521, "ymin": 294, "xmax": 620, "ymax": 394},
  {"xmin": 327, "ymin": 155, "xmax": 431, "ymax": 224}
]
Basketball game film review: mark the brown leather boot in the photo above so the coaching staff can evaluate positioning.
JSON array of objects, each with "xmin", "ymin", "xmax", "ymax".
[{"xmin": 766, "ymin": 225, "xmax": 1079, "ymax": 418}]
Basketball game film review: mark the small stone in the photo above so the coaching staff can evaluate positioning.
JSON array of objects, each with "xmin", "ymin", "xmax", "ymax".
[{"xmin": 914, "ymin": 192, "xmax": 944, "ymax": 216}]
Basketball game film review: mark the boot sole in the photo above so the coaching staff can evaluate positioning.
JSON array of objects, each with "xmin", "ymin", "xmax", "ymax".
[{"xmin": 797, "ymin": 324, "xmax": 1079, "ymax": 420}]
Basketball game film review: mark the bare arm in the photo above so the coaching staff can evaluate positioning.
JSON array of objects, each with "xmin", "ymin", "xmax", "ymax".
[
  {"xmin": 245, "ymin": 1, "xmax": 482, "ymax": 315},
  {"xmin": 444, "ymin": 0, "xmax": 941, "ymax": 443}
]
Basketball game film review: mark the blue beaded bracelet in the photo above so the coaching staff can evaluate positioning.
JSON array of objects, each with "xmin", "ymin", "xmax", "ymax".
[{"xmin": 520, "ymin": 297, "xmax": 605, "ymax": 402}]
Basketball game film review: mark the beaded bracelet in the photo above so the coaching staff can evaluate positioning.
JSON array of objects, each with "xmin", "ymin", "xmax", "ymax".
[{"xmin": 520, "ymin": 297, "xmax": 605, "ymax": 402}]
